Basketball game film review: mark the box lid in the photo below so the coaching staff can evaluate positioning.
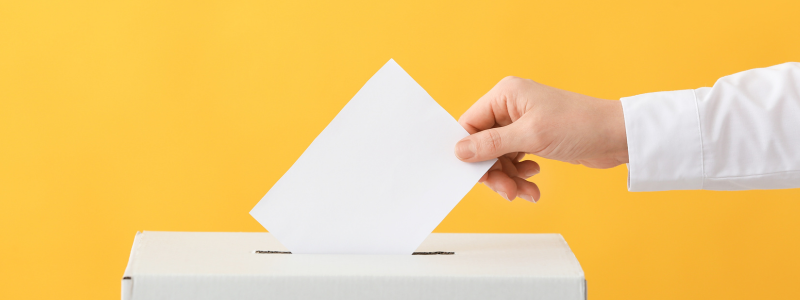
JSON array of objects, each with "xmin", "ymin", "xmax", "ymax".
[{"xmin": 122, "ymin": 232, "xmax": 585, "ymax": 300}]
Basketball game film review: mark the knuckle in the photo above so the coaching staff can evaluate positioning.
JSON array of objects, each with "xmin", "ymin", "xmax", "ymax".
[
  {"xmin": 499, "ymin": 76, "xmax": 534, "ymax": 90},
  {"xmin": 500, "ymin": 76, "xmax": 524, "ymax": 88},
  {"xmin": 479, "ymin": 128, "xmax": 504, "ymax": 155}
]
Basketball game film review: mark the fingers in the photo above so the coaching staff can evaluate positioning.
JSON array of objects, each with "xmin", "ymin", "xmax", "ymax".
[
  {"xmin": 515, "ymin": 160, "xmax": 540, "ymax": 178},
  {"xmin": 478, "ymin": 172, "xmax": 489, "ymax": 183},
  {"xmin": 455, "ymin": 77, "xmax": 533, "ymax": 162},
  {"xmin": 485, "ymin": 170, "xmax": 517, "ymax": 201},
  {"xmin": 482, "ymin": 159, "xmax": 541, "ymax": 203},
  {"xmin": 458, "ymin": 82, "xmax": 508, "ymax": 134},
  {"xmin": 479, "ymin": 160, "xmax": 502, "ymax": 183},
  {"xmin": 513, "ymin": 177, "xmax": 540, "ymax": 203},
  {"xmin": 458, "ymin": 76, "xmax": 527, "ymax": 134},
  {"xmin": 454, "ymin": 122, "xmax": 525, "ymax": 162},
  {"xmin": 513, "ymin": 152, "xmax": 526, "ymax": 162},
  {"xmin": 497, "ymin": 156, "xmax": 518, "ymax": 177}
]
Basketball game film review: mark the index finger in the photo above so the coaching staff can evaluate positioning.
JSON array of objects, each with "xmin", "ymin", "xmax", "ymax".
[
  {"xmin": 458, "ymin": 84, "xmax": 505, "ymax": 134},
  {"xmin": 458, "ymin": 77, "xmax": 522, "ymax": 134}
]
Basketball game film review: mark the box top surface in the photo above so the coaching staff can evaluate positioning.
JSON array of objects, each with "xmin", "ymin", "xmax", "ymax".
[{"xmin": 126, "ymin": 232, "xmax": 583, "ymax": 278}]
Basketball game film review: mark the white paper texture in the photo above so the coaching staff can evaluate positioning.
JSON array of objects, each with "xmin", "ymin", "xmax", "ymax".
[{"xmin": 250, "ymin": 59, "xmax": 495, "ymax": 254}]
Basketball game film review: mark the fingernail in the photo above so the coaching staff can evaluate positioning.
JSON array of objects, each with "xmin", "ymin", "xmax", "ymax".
[
  {"xmin": 498, "ymin": 192, "xmax": 511, "ymax": 201},
  {"xmin": 523, "ymin": 170, "xmax": 540, "ymax": 178},
  {"xmin": 519, "ymin": 194, "xmax": 536, "ymax": 203},
  {"xmin": 455, "ymin": 139, "xmax": 475, "ymax": 160}
]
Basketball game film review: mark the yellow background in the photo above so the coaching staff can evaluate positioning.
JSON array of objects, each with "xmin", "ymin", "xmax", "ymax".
[{"xmin": 2, "ymin": 0, "xmax": 799, "ymax": 299}]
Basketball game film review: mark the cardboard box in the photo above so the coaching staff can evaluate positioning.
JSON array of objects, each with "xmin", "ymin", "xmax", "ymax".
[{"xmin": 122, "ymin": 232, "xmax": 586, "ymax": 300}]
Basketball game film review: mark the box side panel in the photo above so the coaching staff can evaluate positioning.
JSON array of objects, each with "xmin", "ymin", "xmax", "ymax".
[
  {"xmin": 584, "ymin": 279, "xmax": 588, "ymax": 300},
  {"xmin": 131, "ymin": 274, "xmax": 586, "ymax": 300}
]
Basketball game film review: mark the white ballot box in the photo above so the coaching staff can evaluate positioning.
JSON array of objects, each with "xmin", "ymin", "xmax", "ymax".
[{"xmin": 121, "ymin": 232, "xmax": 586, "ymax": 300}]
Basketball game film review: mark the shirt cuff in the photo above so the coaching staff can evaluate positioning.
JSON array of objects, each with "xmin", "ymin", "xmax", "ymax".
[{"xmin": 621, "ymin": 89, "xmax": 704, "ymax": 191}]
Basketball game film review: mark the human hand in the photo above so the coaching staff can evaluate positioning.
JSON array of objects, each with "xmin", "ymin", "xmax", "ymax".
[{"xmin": 455, "ymin": 77, "xmax": 628, "ymax": 202}]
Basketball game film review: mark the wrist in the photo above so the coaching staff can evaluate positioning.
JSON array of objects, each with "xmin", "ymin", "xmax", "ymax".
[{"xmin": 601, "ymin": 99, "xmax": 629, "ymax": 164}]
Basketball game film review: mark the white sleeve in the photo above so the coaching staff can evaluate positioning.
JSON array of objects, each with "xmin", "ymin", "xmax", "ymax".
[{"xmin": 620, "ymin": 62, "xmax": 800, "ymax": 191}]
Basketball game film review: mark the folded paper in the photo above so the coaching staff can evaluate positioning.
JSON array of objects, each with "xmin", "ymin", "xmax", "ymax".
[{"xmin": 250, "ymin": 59, "xmax": 495, "ymax": 254}]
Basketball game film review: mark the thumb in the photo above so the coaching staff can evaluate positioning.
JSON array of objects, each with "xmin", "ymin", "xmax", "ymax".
[{"xmin": 454, "ymin": 124, "xmax": 522, "ymax": 162}]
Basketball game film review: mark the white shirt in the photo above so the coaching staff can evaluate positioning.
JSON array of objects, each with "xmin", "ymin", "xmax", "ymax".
[{"xmin": 621, "ymin": 62, "xmax": 800, "ymax": 191}]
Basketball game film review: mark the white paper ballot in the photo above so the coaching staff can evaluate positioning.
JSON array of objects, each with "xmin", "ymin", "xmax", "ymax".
[{"xmin": 250, "ymin": 59, "xmax": 495, "ymax": 254}]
